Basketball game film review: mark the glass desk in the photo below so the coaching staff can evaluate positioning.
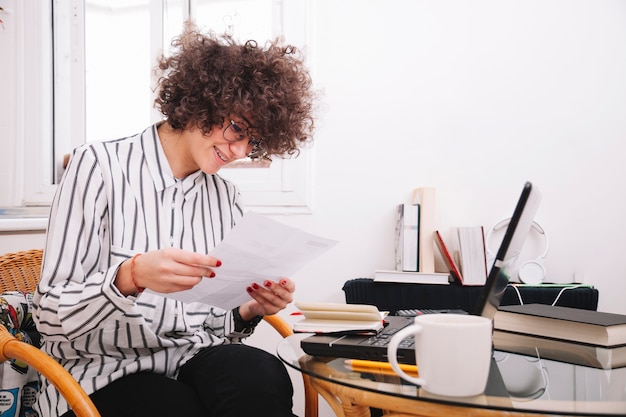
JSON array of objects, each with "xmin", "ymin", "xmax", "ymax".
[{"xmin": 278, "ymin": 333, "xmax": 626, "ymax": 417}]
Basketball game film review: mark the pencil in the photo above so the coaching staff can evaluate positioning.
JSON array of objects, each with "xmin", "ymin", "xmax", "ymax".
[
  {"xmin": 344, "ymin": 359, "xmax": 418, "ymax": 374},
  {"xmin": 347, "ymin": 366, "xmax": 408, "ymax": 377}
]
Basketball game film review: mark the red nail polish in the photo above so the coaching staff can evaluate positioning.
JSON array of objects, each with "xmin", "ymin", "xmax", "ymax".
[
  {"xmin": 264, "ymin": 280, "xmax": 272, "ymax": 288},
  {"xmin": 246, "ymin": 286, "xmax": 253, "ymax": 293},
  {"xmin": 280, "ymin": 279, "xmax": 287, "ymax": 286},
  {"xmin": 252, "ymin": 283, "xmax": 260, "ymax": 290},
  {"xmin": 216, "ymin": 260, "xmax": 222, "ymax": 267},
  {"xmin": 210, "ymin": 272, "xmax": 216, "ymax": 278}
]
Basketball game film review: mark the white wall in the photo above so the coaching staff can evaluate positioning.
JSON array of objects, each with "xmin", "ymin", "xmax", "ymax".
[
  {"xmin": 272, "ymin": 0, "xmax": 626, "ymax": 314},
  {"xmin": 2, "ymin": 2, "xmax": 626, "ymax": 415}
]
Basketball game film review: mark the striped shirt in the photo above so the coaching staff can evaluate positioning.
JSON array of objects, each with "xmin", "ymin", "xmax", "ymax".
[{"xmin": 33, "ymin": 124, "xmax": 247, "ymax": 417}]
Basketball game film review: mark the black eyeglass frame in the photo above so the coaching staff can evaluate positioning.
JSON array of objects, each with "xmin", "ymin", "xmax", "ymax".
[{"xmin": 223, "ymin": 120, "xmax": 265, "ymax": 158}]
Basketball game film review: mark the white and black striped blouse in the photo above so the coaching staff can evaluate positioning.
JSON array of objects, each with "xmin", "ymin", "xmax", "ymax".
[{"xmin": 33, "ymin": 124, "xmax": 247, "ymax": 417}]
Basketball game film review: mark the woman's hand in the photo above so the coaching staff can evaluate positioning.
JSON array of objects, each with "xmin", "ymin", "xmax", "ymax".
[
  {"xmin": 238, "ymin": 277, "xmax": 295, "ymax": 320},
  {"xmin": 115, "ymin": 247, "xmax": 222, "ymax": 296}
]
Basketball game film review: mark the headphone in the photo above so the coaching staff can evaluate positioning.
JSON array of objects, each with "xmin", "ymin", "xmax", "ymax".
[{"xmin": 486, "ymin": 218, "xmax": 549, "ymax": 284}]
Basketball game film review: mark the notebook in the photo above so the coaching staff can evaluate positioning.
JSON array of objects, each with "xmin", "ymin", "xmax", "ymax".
[{"xmin": 300, "ymin": 181, "xmax": 542, "ymax": 364}]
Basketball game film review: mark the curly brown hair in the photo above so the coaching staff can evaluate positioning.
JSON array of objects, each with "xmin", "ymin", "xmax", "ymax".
[{"xmin": 154, "ymin": 23, "xmax": 316, "ymax": 159}]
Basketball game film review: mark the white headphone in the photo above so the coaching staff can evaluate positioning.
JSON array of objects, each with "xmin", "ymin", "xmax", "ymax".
[{"xmin": 486, "ymin": 218, "xmax": 549, "ymax": 284}]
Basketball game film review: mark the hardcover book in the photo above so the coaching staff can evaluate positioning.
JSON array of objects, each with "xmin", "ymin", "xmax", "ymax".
[
  {"xmin": 434, "ymin": 230, "xmax": 463, "ymax": 284},
  {"xmin": 412, "ymin": 187, "xmax": 436, "ymax": 273},
  {"xmin": 494, "ymin": 304, "xmax": 626, "ymax": 347},
  {"xmin": 394, "ymin": 203, "xmax": 420, "ymax": 272}
]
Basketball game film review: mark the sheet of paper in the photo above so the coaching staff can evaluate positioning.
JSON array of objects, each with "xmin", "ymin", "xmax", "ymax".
[{"xmin": 146, "ymin": 212, "xmax": 337, "ymax": 310}]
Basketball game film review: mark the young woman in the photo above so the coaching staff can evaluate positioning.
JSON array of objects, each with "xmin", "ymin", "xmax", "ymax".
[{"xmin": 33, "ymin": 23, "xmax": 315, "ymax": 417}]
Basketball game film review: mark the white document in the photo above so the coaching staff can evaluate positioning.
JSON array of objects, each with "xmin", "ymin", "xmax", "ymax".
[{"xmin": 146, "ymin": 212, "xmax": 337, "ymax": 310}]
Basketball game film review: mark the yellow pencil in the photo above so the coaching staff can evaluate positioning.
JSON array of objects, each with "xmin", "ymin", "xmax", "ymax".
[
  {"xmin": 344, "ymin": 359, "xmax": 418, "ymax": 374},
  {"xmin": 348, "ymin": 366, "xmax": 407, "ymax": 377}
]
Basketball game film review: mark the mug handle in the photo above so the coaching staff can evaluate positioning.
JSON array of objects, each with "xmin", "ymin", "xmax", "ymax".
[{"xmin": 387, "ymin": 324, "xmax": 425, "ymax": 386}]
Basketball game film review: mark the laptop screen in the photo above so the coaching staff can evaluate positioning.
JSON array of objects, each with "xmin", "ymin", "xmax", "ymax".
[{"xmin": 473, "ymin": 181, "xmax": 542, "ymax": 319}]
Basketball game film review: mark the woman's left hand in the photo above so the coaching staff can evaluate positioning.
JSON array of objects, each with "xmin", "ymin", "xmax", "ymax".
[{"xmin": 238, "ymin": 277, "xmax": 295, "ymax": 320}]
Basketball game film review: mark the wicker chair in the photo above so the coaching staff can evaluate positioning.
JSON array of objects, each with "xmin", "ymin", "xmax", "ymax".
[
  {"xmin": 0, "ymin": 249, "xmax": 101, "ymax": 417},
  {"xmin": 0, "ymin": 249, "xmax": 43, "ymax": 293},
  {"xmin": 0, "ymin": 249, "xmax": 318, "ymax": 417}
]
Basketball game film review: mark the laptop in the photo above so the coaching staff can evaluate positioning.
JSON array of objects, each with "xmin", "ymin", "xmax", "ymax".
[{"xmin": 300, "ymin": 181, "xmax": 542, "ymax": 364}]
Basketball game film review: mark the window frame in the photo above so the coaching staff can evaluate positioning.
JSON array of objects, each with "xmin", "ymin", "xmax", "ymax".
[
  {"xmin": 18, "ymin": 0, "xmax": 57, "ymax": 205},
  {"xmin": 18, "ymin": 0, "xmax": 314, "ymax": 214}
]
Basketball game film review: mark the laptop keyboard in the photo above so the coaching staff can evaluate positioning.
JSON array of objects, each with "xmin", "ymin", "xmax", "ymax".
[
  {"xmin": 360, "ymin": 319, "xmax": 415, "ymax": 349},
  {"xmin": 396, "ymin": 308, "xmax": 469, "ymax": 316},
  {"xmin": 366, "ymin": 309, "xmax": 469, "ymax": 350},
  {"xmin": 396, "ymin": 309, "xmax": 434, "ymax": 316}
]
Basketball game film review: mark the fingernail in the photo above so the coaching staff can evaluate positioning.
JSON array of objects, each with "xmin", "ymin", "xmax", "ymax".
[
  {"xmin": 280, "ymin": 279, "xmax": 287, "ymax": 286},
  {"xmin": 246, "ymin": 286, "xmax": 253, "ymax": 293},
  {"xmin": 264, "ymin": 280, "xmax": 272, "ymax": 288},
  {"xmin": 210, "ymin": 272, "xmax": 216, "ymax": 278},
  {"xmin": 252, "ymin": 283, "xmax": 260, "ymax": 290},
  {"xmin": 216, "ymin": 260, "xmax": 222, "ymax": 267}
]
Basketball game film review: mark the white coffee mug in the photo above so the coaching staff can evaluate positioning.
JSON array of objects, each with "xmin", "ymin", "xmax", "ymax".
[{"xmin": 387, "ymin": 314, "xmax": 493, "ymax": 397}]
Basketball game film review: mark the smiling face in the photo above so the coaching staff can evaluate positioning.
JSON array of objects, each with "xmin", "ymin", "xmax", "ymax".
[
  {"xmin": 194, "ymin": 118, "xmax": 253, "ymax": 172},
  {"xmin": 158, "ymin": 118, "xmax": 258, "ymax": 179}
]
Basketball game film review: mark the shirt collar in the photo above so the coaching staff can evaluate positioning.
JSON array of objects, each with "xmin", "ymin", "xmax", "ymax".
[{"xmin": 141, "ymin": 123, "xmax": 203, "ymax": 198}]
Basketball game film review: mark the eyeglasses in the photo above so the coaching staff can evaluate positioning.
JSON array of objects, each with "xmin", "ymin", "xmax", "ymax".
[{"xmin": 223, "ymin": 120, "xmax": 264, "ymax": 157}]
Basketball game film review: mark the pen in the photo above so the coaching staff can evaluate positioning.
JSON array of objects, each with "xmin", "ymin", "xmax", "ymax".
[{"xmin": 344, "ymin": 359, "xmax": 418, "ymax": 375}]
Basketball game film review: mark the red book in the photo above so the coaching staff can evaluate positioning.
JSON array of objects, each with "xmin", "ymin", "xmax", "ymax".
[{"xmin": 434, "ymin": 230, "xmax": 463, "ymax": 285}]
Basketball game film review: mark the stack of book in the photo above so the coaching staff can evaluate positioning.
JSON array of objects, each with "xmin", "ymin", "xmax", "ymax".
[
  {"xmin": 493, "ymin": 303, "xmax": 626, "ymax": 369},
  {"xmin": 292, "ymin": 301, "xmax": 387, "ymax": 335}
]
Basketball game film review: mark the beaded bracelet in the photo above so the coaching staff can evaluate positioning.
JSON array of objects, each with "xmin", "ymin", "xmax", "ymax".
[{"xmin": 130, "ymin": 253, "xmax": 144, "ymax": 294}]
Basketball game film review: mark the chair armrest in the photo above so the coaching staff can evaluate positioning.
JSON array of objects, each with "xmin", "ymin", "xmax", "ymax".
[
  {"xmin": 263, "ymin": 315, "xmax": 318, "ymax": 417},
  {"xmin": 0, "ymin": 325, "xmax": 101, "ymax": 417},
  {"xmin": 263, "ymin": 314, "xmax": 294, "ymax": 338}
]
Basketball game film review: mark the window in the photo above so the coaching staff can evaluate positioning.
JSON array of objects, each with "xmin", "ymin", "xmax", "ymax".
[{"xmin": 18, "ymin": 0, "xmax": 313, "ymax": 214}]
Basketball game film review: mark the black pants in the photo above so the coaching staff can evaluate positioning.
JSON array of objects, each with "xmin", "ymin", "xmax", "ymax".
[{"xmin": 61, "ymin": 344, "xmax": 297, "ymax": 417}]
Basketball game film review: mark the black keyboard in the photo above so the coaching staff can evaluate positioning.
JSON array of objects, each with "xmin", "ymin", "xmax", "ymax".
[
  {"xmin": 396, "ymin": 308, "xmax": 468, "ymax": 316},
  {"xmin": 396, "ymin": 309, "xmax": 435, "ymax": 316},
  {"xmin": 361, "ymin": 319, "xmax": 414, "ymax": 349}
]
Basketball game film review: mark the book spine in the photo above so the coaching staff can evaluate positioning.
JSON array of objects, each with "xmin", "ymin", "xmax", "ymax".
[
  {"xmin": 480, "ymin": 226, "xmax": 488, "ymax": 279},
  {"xmin": 394, "ymin": 204, "xmax": 403, "ymax": 271},
  {"xmin": 402, "ymin": 204, "xmax": 419, "ymax": 272},
  {"xmin": 413, "ymin": 187, "xmax": 436, "ymax": 273},
  {"xmin": 395, "ymin": 204, "xmax": 419, "ymax": 272}
]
